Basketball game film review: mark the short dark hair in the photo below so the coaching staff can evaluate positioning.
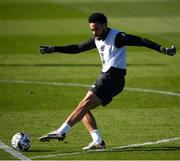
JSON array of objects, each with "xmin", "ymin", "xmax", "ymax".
[{"xmin": 88, "ymin": 12, "xmax": 107, "ymax": 24}]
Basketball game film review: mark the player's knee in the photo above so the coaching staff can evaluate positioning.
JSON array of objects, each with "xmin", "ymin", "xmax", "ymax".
[
  {"xmin": 79, "ymin": 92, "xmax": 101, "ymax": 109},
  {"xmin": 78, "ymin": 98, "xmax": 91, "ymax": 109}
]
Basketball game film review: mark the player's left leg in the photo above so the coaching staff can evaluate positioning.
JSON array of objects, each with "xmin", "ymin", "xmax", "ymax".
[
  {"xmin": 82, "ymin": 111, "xmax": 98, "ymax": 132},
  {"xmin": 81, "ymin": 111, "xmax": 105, "ymax": 150}
]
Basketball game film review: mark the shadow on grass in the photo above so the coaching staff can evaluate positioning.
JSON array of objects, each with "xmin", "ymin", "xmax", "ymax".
[
  {"xmin": 0, "ymin": 63, "xmax": 100, "ymax": 67},
  {"xmin": 0, "ymin": 63, "xmax": 166, "ymax": 67},
  {"xmin": 108, "ymin": 146, "xmax": 180, "ymax": 153},
  {"xmin": 29, "ymin": 146, "xmax": 180, "ymax": 153},
  {"xmin": 28, "ymin": 149, "xmax": 55, "ymax": 153},
  {"xmin": 27, "ymin": 146, "xmax": 180, "ymax": 159}
]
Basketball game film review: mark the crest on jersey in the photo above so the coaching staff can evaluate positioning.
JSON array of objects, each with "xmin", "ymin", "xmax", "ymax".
[{"xmin": 100, "ymin": 45, "xmax": 105, "ymax": 51}]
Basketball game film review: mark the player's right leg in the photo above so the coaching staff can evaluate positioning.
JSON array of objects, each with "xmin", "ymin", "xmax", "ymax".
[{"xmin": 39, "ymin": 131, "xmax": 66, "ymax": 142}]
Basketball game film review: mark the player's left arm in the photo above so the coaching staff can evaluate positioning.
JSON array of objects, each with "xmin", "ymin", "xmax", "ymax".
[{"xmin": 115, "ymin": 32, "xmax": 176, "ymax": 56}]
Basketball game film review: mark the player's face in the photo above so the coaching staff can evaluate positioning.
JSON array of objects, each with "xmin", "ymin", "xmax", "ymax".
[{"xmin": 89, "ymin": 22, "xmax": 107, "ymax": 40}]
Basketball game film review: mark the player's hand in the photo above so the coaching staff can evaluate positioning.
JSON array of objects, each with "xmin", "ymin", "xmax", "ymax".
[
  {"xmin": 40, "ymin": 45, "xmax": 54, "ymax": 54},
  {"xmin": 161, "ymin": 46, "xmax": 176, "ymax": 56}
]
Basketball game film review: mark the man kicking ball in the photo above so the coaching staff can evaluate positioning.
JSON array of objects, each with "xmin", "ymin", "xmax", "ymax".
[{"xmin": 39, "ymin": 12, "xmax": 176, "ymax": 150}]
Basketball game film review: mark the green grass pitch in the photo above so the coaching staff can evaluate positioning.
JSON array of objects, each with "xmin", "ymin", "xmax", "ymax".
[{"xmin": 0, "ymin": 0, "xmax": 180, "ymax": 160}]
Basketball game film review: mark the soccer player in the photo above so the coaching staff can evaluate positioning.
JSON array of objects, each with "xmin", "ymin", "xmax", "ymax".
[{"xmin": 39, "ymin": 12, "xmax": 176, "ymax": 150}]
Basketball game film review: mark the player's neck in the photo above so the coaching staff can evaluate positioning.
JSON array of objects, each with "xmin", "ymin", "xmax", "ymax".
[{"xmin": 101, "ymin": 27, "xmax": 110, "ymax": 40}]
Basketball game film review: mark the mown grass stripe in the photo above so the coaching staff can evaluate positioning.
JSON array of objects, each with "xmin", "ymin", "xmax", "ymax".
[
  {"xmin": 0, "ymin": 79, "xmax": 180, "ymax": 97},
  {"xmin": 0, "ymin": 0, "xmax": 170, "ymax": 3},
  {"xmin": 1, "ymin": 16, "xmax": 180, "ymax": 35}
]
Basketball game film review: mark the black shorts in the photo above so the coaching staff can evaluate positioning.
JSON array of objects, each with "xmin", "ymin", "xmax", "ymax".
[{"xmin": 90, "ymin": 67, "xmax": 126, "ymax": 106}]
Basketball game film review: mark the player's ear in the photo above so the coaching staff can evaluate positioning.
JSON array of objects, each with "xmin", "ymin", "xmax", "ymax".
[{"xmin": 102, "ymin": 23, "xmax": 107, "ymax": 29}]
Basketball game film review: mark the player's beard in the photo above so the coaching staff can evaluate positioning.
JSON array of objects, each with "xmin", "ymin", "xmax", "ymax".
[
  {"xmin": 95, "ymin": 35, "xmax": 102, "ymax": 40},
  {"xmin": 95, "ymin": 30, "xmax": 107, "ymax": 40}
]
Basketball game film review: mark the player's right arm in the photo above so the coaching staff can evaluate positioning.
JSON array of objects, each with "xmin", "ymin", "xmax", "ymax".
[{"xmin": 40, "ymin": 38, "xmax": 96, "ymax": 54}]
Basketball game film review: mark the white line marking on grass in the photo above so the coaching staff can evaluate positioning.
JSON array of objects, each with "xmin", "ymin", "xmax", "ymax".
[
  {"xmin": 125, "ymin": 87, "xmax": 180, "ymax": 97},
  {"xmin": 0, "ymin": 79, "xmax": 89, "ymax": 88},
  {"xmin": 0, "ymin": 79, "xmax": 180, "ymax": 97},
  {"xmin": 110, "ymin": 137, "xmax": 180, "ymax": 151},
  {"xmin": 0, "ymin": 140, "xmax": 31, "ymax": 160},
  {"xmin": 30, "ymin": 137, "xmax": 180, "ymax": 159}
]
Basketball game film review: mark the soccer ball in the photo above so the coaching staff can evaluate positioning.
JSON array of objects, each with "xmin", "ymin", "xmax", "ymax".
[{"xmin": 11, "ymin": 133, "xmax": 31, "ymax": 151}]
